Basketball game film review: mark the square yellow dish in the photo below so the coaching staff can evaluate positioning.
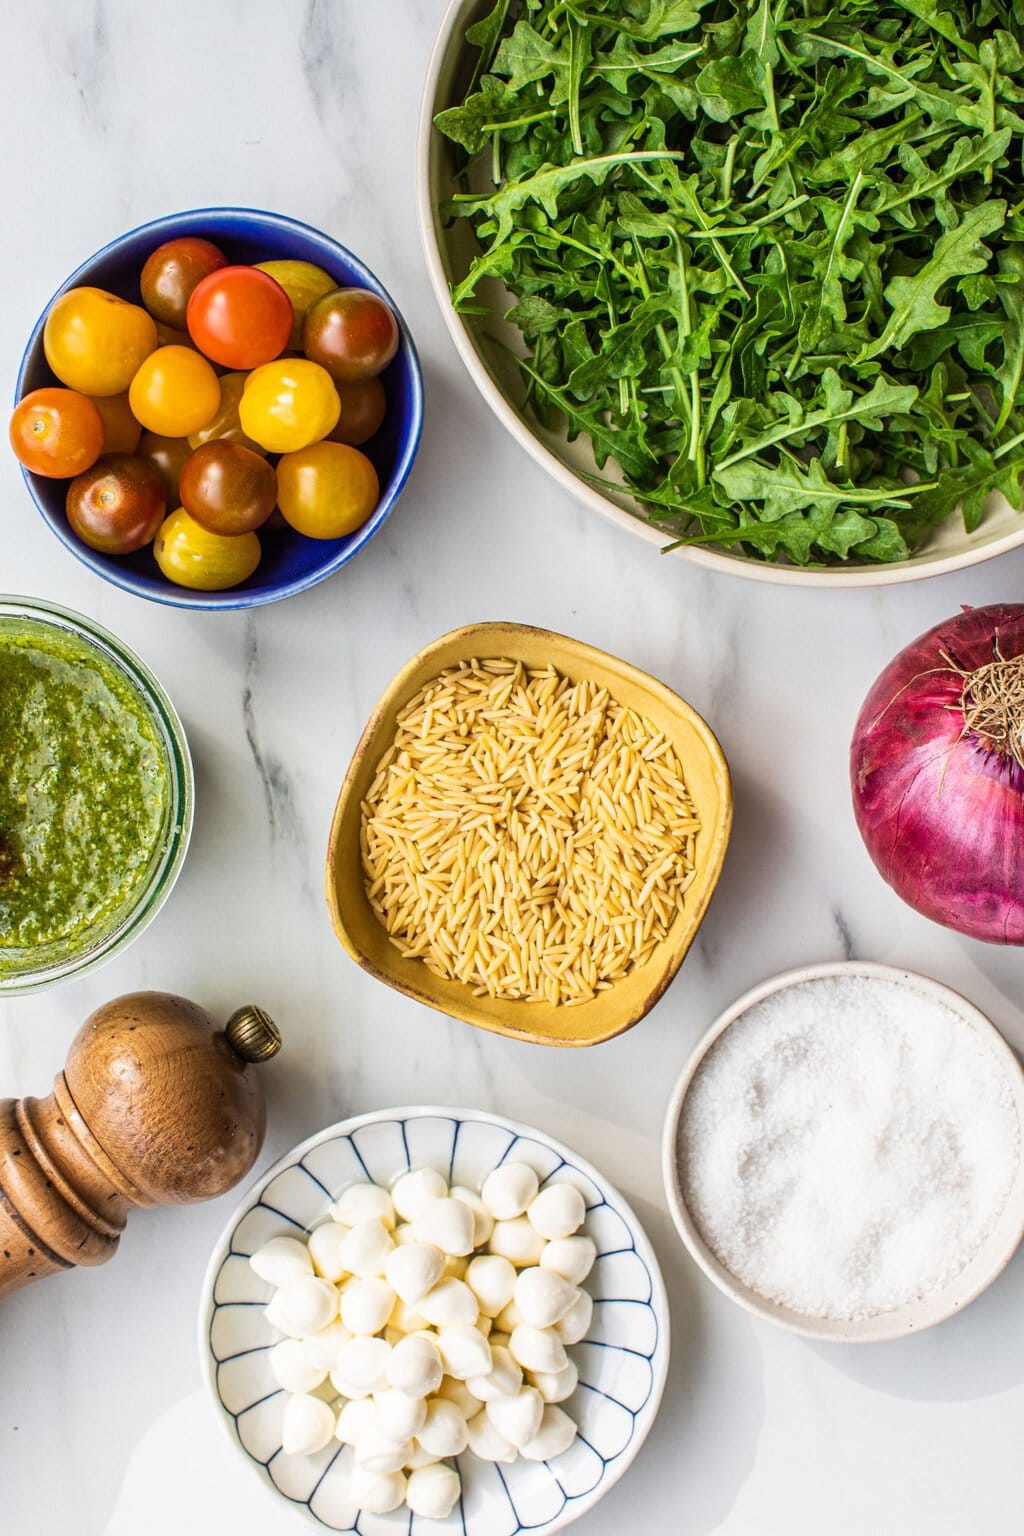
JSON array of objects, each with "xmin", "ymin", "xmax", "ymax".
[{"xmin": 326, "ymin": 623, "xmax": 732, "ymax": 1047}]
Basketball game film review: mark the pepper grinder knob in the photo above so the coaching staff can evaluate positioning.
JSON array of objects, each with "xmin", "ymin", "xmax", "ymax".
[{"xmin": 226, "ymin": 1005, "xmax": 283, "ymax": 1064}]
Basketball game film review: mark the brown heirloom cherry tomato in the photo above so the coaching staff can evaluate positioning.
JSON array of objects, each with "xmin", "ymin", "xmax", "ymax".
[
  {"xmin": 88, "ymin": 392, "xmax": 142, "ymax": 455},
  {"xmin": 276, "ymin": 441, "xmax": 379, "ymax": 539},
  {"xmin": 140, "ymin": 237, "xmax": 227, "ymax": 329},
  {"xmin": 66, "ymin": 454, "xmax": 166, "ymax": 554},
  {"xmin": 329, "ymin": 377, "xmax": 387, "ymax": 446},
  {"xmin": 187, "ymin": 371, "xmax": 267, "ymax": 455},
  {"xmin": 138, "ymin": 432, "xmax": 192, "ymax": 506},
  {"xmin": 187, "ymin": 266, "xmax": 293, "ymax": 370},
  {"xmin": 129, "ymin": 346, "xmax": 221, "ymax": 437},
  {"xmin": 179, "ymin": 442, "xmax": 277, "ymax": 536},
  {"xmin": 154, "ymin": 507, "xmax": 261, "ymax": 591},
  {"xmin": 44, "ymin": 287, "xmax": 158, "ymax": 396},
  {"xmin": 255, "ymin": 260, "xmax": 336, "ymax": 348},
  {"xmin": 302, "ymin": 288, "xmax": 399, "ymax": 383},
  {"xmin": 10, "ymin": 388, "xmax": 104, "ymax": 478}
]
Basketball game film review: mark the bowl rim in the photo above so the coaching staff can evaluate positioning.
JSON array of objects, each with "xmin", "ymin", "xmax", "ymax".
[
  {"xmin": 325, "ymin": 620, "xmax": 733, "ymax": 1047},
  {"xmin": 416, "ymin": 0, "xmax": 1024, "ymax": 589},
  {"xmin": 660, "ymin": 959, "xmax": 1024, "ymax": 1342},
  {"xmin": 198, "ymin": 1102, "xmax": 671, "ymax": 1536},
  {"xmin": 16, "ymin": 205, "xmax": 424, "ymax": 611},
  {"xmin": 0, "ymin": 593, "xmax": 194, "ymax": 994}
]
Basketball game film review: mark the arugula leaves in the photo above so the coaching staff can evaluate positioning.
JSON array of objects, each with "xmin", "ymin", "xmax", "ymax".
[{"xmin": 436, "ymin": 0, "xmax": 1024, "ymax": 565}]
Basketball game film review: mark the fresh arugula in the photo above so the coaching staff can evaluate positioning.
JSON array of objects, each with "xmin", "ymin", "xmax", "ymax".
[{"xmin": 435, "ymin": 0, "xmax": 1024, "ymax": 566}]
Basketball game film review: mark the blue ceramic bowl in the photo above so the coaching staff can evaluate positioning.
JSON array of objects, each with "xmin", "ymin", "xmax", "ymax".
[{"xmin": 16, "ymin": 208, "xmax": 423, "ymax": 610}]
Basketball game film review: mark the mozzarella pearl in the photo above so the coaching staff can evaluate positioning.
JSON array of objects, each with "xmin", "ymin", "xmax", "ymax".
[
  {"xmin": 436, "ymin": 1375, "xmax": 484, "ymax": 1417},
  {"xmin": 392, "ymin": 1221, "xmax": 418, "ymax": 1246},
  {"xmin": 528, "ymin": 1359, "xmax": 579, "ymax": 1403},
  {"xmin": 417, "ymin": 1396, "xmax": 470, "ymax": 1458},
  {"xmin": 414, "ymin": 1196, "xmax": 476, "ymax": 1257},
  {"xmin": 481, "ymin": 1163, "xmax": 539, "ymax": 1221},
  {"xmin": 404, "ymin": 1441, "xmax": 443, "ymax": 1469},
  {"xmin": 406, "ymin": 1463, "xmax": 461, "ymax": 1520},
  {"xmin": 528, "ymin": 1184, "xmax": 586, "ymax": 1241},
  {"xmin": 307, "ymin": 1222, "xmax": 350, "ymax": 1283},
  {"xmin": 250, "ymin": 1236, "xmax": 313, "ymax": 1289},
  {"xmin": 387, "ymin": 1333, "xmax": 444, "ymax": 1398},
  {"xmin": 555, "ymin": 1288, "xmax": 593, "ymax": 1345},
  {"xmin": 263, "ymin": 1290, "xmax": 303, "ymax": 1339},
  {"xmin": 338, "ymin": 1219, "xmax": 394, "ymax": 1279},
  {"xmin": 384, "ymin": 1242, "xmax": 444, "ymax": 1305},
  {"xmin": 331, "ymin": 1336, "xmax": 391, "ymax": 1397},
  {"xmin": 485, "ymin": 1386, "xmax": 544, "ymax": 1450},
  {"xmin": 279, "ymin": 1276, "xmax": 339, "ymax": 1335},
  {"xmin": 451, "ymin": 1185, "xmax": 495, "ymax": 1246},
  {"xmin": 540, "ymin": 1236, "xmax": 597, "ymax": 1286},
  {"xmin": 374, "ymin": 1388, "xmax": 427, "ymax": 1445},
  {"xmin": 349, "ymin": 1467, "xmax": 407, "ymax": 1515},
  {"xmin": 388, "ymin": 1297, "xmax": 431, "ymax": 1335},
  {"xmin": 297, "ymin": 1321, "xmax": 352, "ymax": 1372},
  {"xmin": 519, "ymin": 1404, "xmax": 578, "ymax": 1462},
  {"xmin": 466, "ymin": 1254, "xmax": 517, "ymax": 1317},
  {"xmin": 391, "ymin": 1167, "xmax": 448, "ymax": 1222},
  {"xmin": 509, "ymin": 1325, "xmax": 568, "ymax": 1375},
  {"xmin": 494, "ymin": 1299, "xmax": 526, "ymax": 1333},
  {"xmin": 340, "ymin": 1277, "xmax": 395, "ymax": 1336},
  {"xmin": 514, "ymin": 1267, "xmax": 577, "ymax": 1329},
  {"xmin": 331, "ymin": 1183, "xmax": 396, "ymax": 1231},
  {"xmin": 354, "ymin": 1434, "xmax": 414, "ymax": 1474},
  {"xmin": 466, "ymin": 1408, "xmax": 517, "ymax": 1464},
  {"xmin": 281, "ymin": 1393, "xmax": 335, "ymax": 1457},
  {"xmin": 335, "ymin": 1397, "xmax": 377, "ymax": 1446},
  {"xmin": 488, "ymin": 1218, "xmax": 546, "ymax": 1267},
  {"xmin": 420, "ymin": 1277, "xmax": 479, "ymax": 1328},
  {"xmin": 467, "ymin": 1345, "xmax": 522, "ymax": 1403},
  {"xmin": 437, "ymin": 1324, "xmax": 492, "ymax": 1381},
  {"xmin": 269, "ymin": 1338, "xmax": 328, "ymax": 1394}
]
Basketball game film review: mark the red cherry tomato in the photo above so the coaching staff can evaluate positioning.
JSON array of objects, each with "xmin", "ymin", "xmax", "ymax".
[
  {"xmin": 66, "ymin": 454, "xmax": 166, "ymax": 554},
  {"xmin": 140, "ymin": 237, "xmax": 227, "ymax": 328},
  {"xmin": 10, "ymin": 388, "xmax": 105, "ymax": 478},
  {"xmin": 187, "ymin": 266, "xmax": 293, "ymax": 370},
  {"xmin": 302, "ymin": 288, "xmax": 399, "ymax": 383}
]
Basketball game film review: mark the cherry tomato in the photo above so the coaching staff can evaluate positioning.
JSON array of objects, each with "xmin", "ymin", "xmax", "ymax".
[
  {"xmin": 302, "ymin": 288, "xmax": 399, "ymax": 383},
  {"xmin": 154, "ymin": 320, "xmax": 199, "ymax": 350},
  {"xmin": 128, "ymin": 345, "xmax": 221, "ymax": 437},
  {"xmin": 187, "ymin": 372, "xmax": 267, "ymax": 455},
  {"xmin": 238, "ymin": 359, "xmax": 340, "ymax": 453},
  {"xmin": 187, "ymin": 266, "xmax": 292, "ymax": 370},
  {"xmin": 66, "ymin": 453, "xmax": 166, "ymax": 554},
  {"xmin": 329, "ymin": 377, "xmax": 387, "ymax": 447},
  {"xmin": 154, "ymin": 507, "xmax": 261, "ymax": 591},
  {"xmin": 88, "ymin": 392, "xmax": 141, "ymax": 455},
  {"xmin": 179, "ymin": 442, "xmax": 277, "ymax": 536},
  {"xmin": 276, "ymin": 441, "xmax": 379, "ymax": 539},
  {"xmin": 255, "ymin": 260, "xmax": 336, "ymax": 348},
  {"xmin": 44, "ymin": 286, "xmax": 158, "ymax": 396},
  {"xmin": 140, "ymin": 237, "xmax": 227, "ymax": 328},
  {"xmin": 138, "ymin": 432, "xmax": 192, "ymax": 505},
  {"xmin": 9, "ymin": 388, "xmax": 105, "ymax": 478}
]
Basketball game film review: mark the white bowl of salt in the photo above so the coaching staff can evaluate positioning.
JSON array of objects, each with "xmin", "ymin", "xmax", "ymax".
[{"xmin": 662, "ymin": 962, "xmax": 1024, "ymax": 1342}]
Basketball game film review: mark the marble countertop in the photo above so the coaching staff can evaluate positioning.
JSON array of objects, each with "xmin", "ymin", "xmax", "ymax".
[{"xmin": 2, "ymin": 3, "xmax": 1022, "ymax": 1532}]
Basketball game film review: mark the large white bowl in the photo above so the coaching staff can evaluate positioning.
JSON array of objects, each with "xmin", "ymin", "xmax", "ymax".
[
  {"xmin": 417, "ymin": 0, "xmax": 1024, "ymax": 587},
  {"xmin": 200, "ymin": 1107, "xmax": 669, "ymax": 1534},
  {"xmin": 661, "ymin": 962, "xmax": 1024, "ymax": 1342}
]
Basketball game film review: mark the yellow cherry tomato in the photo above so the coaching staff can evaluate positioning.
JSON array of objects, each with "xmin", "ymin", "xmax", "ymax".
[
  {"xmin": 276, "ymin": 441, "xmax": 380, "ymax": 539},
  {"xmin": 44, "ymin": 286, "xmax": 158, "ymax": 396},
  {"xmin": 255, "ymin": 260, "xmax": 336, "ymax": 348},
  {"xmin": 129, "ymin": 346, "xmax": 221, "ymax": 437},
  {"xmin": 88, "ymin": 391, "xmax": 141, "ymax": 454},
  {"xmin": 187, "ymin": 371, "xmax": 267, "ymax": 455},
  {"xmin": 239, "ymin": 359, "xmax": 340, "ymax": 453},
  {"xmin": 153, "ymin": 506, "xmax": 261, "ymax": 591}
]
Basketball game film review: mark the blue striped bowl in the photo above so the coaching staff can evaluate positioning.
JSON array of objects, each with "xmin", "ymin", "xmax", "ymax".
[{"xmin": 199, "ymin": 1108, "xmax": 669, "ymax": 1535}]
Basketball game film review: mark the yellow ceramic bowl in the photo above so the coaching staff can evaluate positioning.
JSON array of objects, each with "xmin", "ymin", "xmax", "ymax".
[{"xmin": 326, "ymin": 622, "xmax": 732, "ymax": 1047}]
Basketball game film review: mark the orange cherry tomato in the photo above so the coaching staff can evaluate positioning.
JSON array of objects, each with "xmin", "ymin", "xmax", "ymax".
[
  {"xmin": 88, "ymin": 392, "xmax": 142, "ymax": 454},
  {"xmin": 9, "ymin": 388, "xmax": 105, "ymax": 478},
  {"xmin": 43, "ymin": 286, "xmax": 158, "ymax": 396},
  {"xmin": 187, "ymin": 266, "xmax": 293, "ymax": 370},
  {"xmin": 128, "ymin": 345, "xmax": 221, "ymax": 437},
  {"xmin": 276, "ymin": 441, "xmax": 380, "ymax": 539},
  {"xmin": 329, "ymin": 377, "xmax": 387, "ymax": 446}
]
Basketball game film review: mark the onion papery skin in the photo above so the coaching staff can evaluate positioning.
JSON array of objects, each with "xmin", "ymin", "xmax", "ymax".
[{"xmin": 851, "ymin": 604, "xmax": 1024, "ymax": 945}]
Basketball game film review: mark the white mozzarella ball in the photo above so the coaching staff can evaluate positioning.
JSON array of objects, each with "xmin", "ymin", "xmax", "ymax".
[
  {"xmin": 436, "ymin": 1376, "xmax": 483, "ymax": 1417},
  {"xmin": 519, "ymin": 1404, "xmax": 578, "ymax": 1462},
  {"xmin": 403, "ymin": 1441, "xmax": 442, "ymax": 1469},
  {"xmin": 406, "ymin": 1462, "xmax": 461, "ymax": 1520},
  {"xmin": 465, "ymin": 1254, "xmax": 517, "ymax": 1318},
  {"xmin": 414, "ymin": 1196, "xmax": 475, "ymax": 1257},
  {"xmin": 417, "ymin": 1396, "xmax": 470, "ymax": 1458},
  {"xmin": 374, "ymin": 1389, "xmax": 427, "ymax": 1445},
  {"xmin": 388, "ymin": 1297, "xmax": 431, "ymax": 1334},
  {"xmin": 331, "ymin": 1183, "xmax": 396, "ymax": 1231},
  {"xmin": 307, "ymin": 1223, "xmax": 350, "ymax": 1283},
  {"xmin": 349, "ymin": 1466, "xmax": 407, "ymax": 1515},
  {"xmin": 466, "ymin": 1408, "xmax": 517, "ymax": 1463},
  {"xmin": 528, "ymin": 1359, "xmax": 579, "ymax": 1403},
  {"xmin": 540, "ymin": 1236, "xmax": 596, "ymax": 1286},
  {"xmin": 387, "ymin": 1334, "xmax": 443, "ymax": 1398},
  {"xmin": 298, "ymin": 1320, "xmax": 352, "ymax": 1372},
  {"xmin": 481, "ymin": 1162, "xmax": 539, "ymax": 1221},
  {"xmin": 528, "ymin": 1184, "xmax": 586, "ymax": 1241},
  {"xmin": 280, "ymin": 1276, "xmax": 339, "ymax": 1336},
  {"xmin": 444, "ymin": 1254, "xmax": 469, "ymax": 1280},
  {"xmin": 355, "ymin": 1434, "xmax": 415, "ymax": 1474},
  {"xmin": 494, "ymin": 1299, "xmax": 526, "ymax": 1333},
  {"xmin": 281, "ymin": 1393, "xmax": 335, "ymax": 1456},
  {"xmin": 339, "ymin": 1219, "xmax": 394, "ymax": 1279},
  {"xmin": 264, "ymin": 1290, "xmax": 303, "ymax": 1339},
  {"xmin": 509, "ymin": 1325, "xmax": 568, "ymax": 1375},
  {"xmin": 436, "ymin": 1324, "xmax": 492, "ymax": 1381},
  {"xmin": 489, "ymin": 1330, "xmax": 511, "ymax": 1351},
  {"xmin": 478, "ymin": 1315, "xmax": 493, "ymax": 1338},
  {"xmin": 514, "ymin": 1267, "xmax": 577, "ymax": 1329},
  {"xmin": 485, "ymin": 1385, "xmax": 544, "ymax": 1450},
  {"xmin": 335, "ymin": 1397, "xmax": 377, "ymax": 1446},
  {"xmin": 555, "ymin": 1288, "xmax": 593, "ymax": 1345},
  {"xmin": 250, "ymin": 1236, "xmax": 313, "ymax": 1289},
  {"xmin": 420, "ymin": 1277, "xmax": 479, "ymax": 1329},
  {"xmin": 340, "ymin": 1277, "xmax": 395, "ymax": 1336},
  {"xmin": 331, "ymin": 1336, "xmax": 391, "ymax": 1397},
  {"xmin": 392, "ymin": 1221, "xmax": 418, "ymax": 1246},
  {"xmin": 384, "ymin": 1242, "xmax": 445, "ymax": 1305},
  {"xmin": 466, "ymin": 1345, "xmax": 522, "ymax": 1403},
  {"xmin": 270, "ymin": 1338, "xmax": 328, "ymax": 1394},
  {"xmin": 391, "ymin": 1167, "xmax": 448, "ymax": 1222},
  {"xmin": 488, "ymin": 1218, "xmax": 546, "ymax": 1267},
  {"xmin": 451, "ymin": 1185, "xmax": 495, "ymax": 1246}
]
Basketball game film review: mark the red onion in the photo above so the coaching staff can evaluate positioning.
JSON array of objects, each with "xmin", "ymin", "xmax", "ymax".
[{"xmin": 851, "ymin": 603, "xmax": 1024, "ymax": 944}]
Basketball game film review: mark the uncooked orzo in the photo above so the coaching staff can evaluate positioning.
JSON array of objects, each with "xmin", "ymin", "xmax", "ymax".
[{"xmin": 359, "ymin": 659, "xmax": 700, "ymax": 1005}]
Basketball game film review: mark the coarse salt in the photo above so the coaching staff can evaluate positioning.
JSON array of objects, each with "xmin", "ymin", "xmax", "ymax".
[{"xmin": 678, "ymin": 976, "xmax": 1021, "ymax": 1320}]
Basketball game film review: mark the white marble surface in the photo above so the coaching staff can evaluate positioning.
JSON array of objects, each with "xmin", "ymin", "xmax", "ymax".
[{"xmin": 1, "ymin": 2, "xmax": 1023, "ymax": 1532}]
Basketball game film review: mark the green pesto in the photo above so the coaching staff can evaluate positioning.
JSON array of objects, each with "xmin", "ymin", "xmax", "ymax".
[{"xmin": 0, "ymin": 620, "xmax": 169, "ymax": 957}]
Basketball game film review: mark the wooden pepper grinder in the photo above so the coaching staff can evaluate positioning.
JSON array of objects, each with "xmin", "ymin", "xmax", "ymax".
[{"xmin": 0, "ymin": 991, "xmax": 281, "ymax": 1297}]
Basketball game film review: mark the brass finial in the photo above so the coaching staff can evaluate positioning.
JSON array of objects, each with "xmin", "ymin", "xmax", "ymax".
[{"xmin": 225, "ymin": 1005, "xmax": 282, "ymax": 1064}]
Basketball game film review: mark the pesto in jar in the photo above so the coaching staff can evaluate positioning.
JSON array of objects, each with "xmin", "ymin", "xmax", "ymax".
[{"xmin": 0, "ymin": 618, "xmax": 170, "ymax": 961}]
